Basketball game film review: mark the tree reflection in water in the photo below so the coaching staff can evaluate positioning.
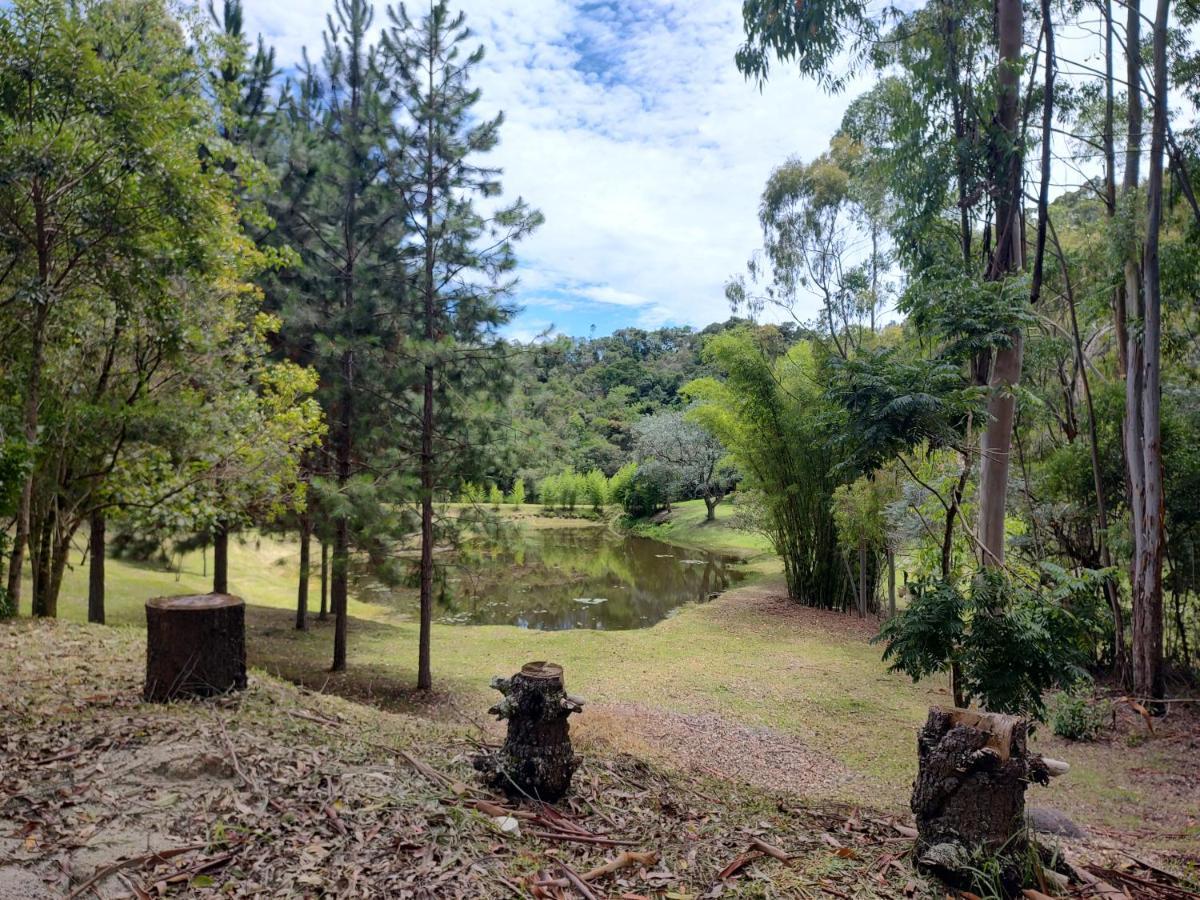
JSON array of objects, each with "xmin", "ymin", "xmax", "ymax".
[{"xmin": 355, "ymin": 528, "xmax": 746, "ymax": 630}]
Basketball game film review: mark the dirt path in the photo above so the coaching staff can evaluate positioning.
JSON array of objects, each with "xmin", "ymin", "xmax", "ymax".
[{"xmin": 578, "ymin": 701, "xmax": 864, "ymax": 799}]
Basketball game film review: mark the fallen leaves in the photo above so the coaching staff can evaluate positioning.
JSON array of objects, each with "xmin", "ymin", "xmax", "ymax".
[{"xmin": 12, "ymin": 619, "xmax": 1196, "ymax": 899}]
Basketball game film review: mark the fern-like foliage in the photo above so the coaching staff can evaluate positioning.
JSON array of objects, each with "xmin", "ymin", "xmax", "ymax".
[
  {"xmin": 826, "ymin": 348, "xmax": 980, "ymax": 473},
  {"xmin": 874, "ymin": 569, "xmax": 1098, "ymax": 719}
]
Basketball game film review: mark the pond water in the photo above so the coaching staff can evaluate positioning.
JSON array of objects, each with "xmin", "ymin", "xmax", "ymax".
[{"xmin": 355, "ymin": 527, "xmax": 746, "ymax": 631}]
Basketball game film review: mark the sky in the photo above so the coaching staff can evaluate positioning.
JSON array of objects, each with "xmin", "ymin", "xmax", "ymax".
[{"xmin": 242, "ymin": 0, "xmax": 865, "ymax": 340}]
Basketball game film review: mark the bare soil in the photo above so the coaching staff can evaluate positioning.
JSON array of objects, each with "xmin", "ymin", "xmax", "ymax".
[{"xmin": 0, "ymin": 620, "xmax": 942, "ymax": 898}]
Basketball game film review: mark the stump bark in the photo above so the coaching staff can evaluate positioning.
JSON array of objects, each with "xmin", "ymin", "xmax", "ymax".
[
  {"xmin": 911, "ymin": 707, "xmax": 1052, "ymax": 889},
  {"xmin": 474, "ymin": 661, "xmax": 583, "ymax": 802},
  {"xmin": 144, "ymin": 594, "xmax": 247, "ymax": 702}
]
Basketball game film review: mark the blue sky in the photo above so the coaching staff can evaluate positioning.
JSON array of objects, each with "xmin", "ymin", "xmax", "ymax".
[{"xmin": 244, "ymin": 0, "xmax": 864, "ymax": 339}]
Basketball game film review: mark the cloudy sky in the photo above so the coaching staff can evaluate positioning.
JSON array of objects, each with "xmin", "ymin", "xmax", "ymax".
[{"xmin": 243, "ymin": 0, "xmax": 866, "ymax": 339}]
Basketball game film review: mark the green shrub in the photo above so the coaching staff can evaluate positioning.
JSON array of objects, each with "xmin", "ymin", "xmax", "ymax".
[
  {"xmin": 539, "ymin": 473, "xmax": 560, "ymax": 510},
  {"xmin": 488, "ymin": 483, "xmax": 503, "ymax": 509},
  {"xmin": 507, "ymin": 478, "xmax": 526, "ymax": 506},
  {"xmin": 583, "ymin": 468, "xmax": 608, "ymax": 513},
  {"xmin": 1049, "ymin": 687, "xmax": 1109, "ymax": 741},
  {"xmin": 558, "ymin": 468, "xmax": 581, "ymax": 511},
  {"xmin": 607, "ymin": 462, "xmax": 637, "ymax": 506},
  {"xmin": 620, "ymin": 461, "xmax": 675, "ymax": 518},
  {"xmin": 459, "ymin": 481, "xmax": 483, "ymax": 505},
  {"xmin": 874, "ymin": 567, "xmax": 1100, "ymax": 719}
]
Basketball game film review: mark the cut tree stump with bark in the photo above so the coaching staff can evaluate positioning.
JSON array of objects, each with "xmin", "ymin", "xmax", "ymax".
[
  {"xmin": 144, "ymin": 594, "xmax": 247, "ymax": 703},
  {"xmin": 474, "ymin": 661, "xmax": 583, "ymax": 802},
  {"xmin": 911, "ymin": 706, "xmax": 1060, "ymax": 889}
]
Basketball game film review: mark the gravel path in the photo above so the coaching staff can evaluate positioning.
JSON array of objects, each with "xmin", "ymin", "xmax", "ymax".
[{"xmin": 582, "ymin": 700, "xmax": 864, "ymax": 800}]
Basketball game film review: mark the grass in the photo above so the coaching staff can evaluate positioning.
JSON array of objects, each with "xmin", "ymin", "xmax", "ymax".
[
  {"xmin": 0, "ymin": 619, "xmax": 946, "ymax": 898},
  {"xmin": 623, "ymin": 498, "xmax": 776, "ymax": 557},
  {"xmin": 28, "ymin": 503, "xmax": 1200, "ymax": 852}
]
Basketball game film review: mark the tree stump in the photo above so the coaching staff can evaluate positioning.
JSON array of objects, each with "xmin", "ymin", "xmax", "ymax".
[
  {"xmin": 911, "ymin": 707, "xmax": 1053, "ymax": 889},
  {"xmin": 474, "ymin": 661, "xmax": 583, "ymax": 802},
  {"xmin": 144, "ymin": 594, "xmax": 247, "ymax": 703}
]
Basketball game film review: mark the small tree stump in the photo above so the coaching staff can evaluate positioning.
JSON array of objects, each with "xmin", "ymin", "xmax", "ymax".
[
  {"xmin": 911, "ymin": 707, "xmax": 1051, "ymax": 889},
  {"xmin": 144, "ymin": 594, "xmax": 247, "ymax": 703},
  {"xmin": 474, "ymin": 661, "xmax": 583, "ymax": 802}
]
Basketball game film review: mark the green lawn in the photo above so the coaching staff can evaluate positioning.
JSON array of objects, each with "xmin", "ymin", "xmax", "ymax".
[
  {"xmin": 625, "ymin": 497, "xmax": 777, "ymax": 557},
  {"xmin": 28, "ymin": 501, "xmax": 1198, "ymax": 848}
]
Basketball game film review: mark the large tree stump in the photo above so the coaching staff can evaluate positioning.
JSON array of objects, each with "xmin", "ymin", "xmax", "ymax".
[
  {"xmin": 144, "ymin": 594, "xmax": 247, "ymax": 702},
  {"xmin": 911, "ymin": 707, "xmax": 1055, "ymax": 889},
  {"xmin": 474, "ymin": 661, "xmax": 583, "ymax": 802}
]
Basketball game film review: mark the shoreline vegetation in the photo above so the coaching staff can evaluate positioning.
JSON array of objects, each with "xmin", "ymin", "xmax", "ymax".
[{"xmin": 22, "ymin": 499, "xmax": 1199, "ymax": 854}]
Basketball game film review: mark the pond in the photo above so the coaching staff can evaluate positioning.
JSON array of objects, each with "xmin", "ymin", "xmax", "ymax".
[{"xmin": 355, "ymin": 526, "xmax": 746, "ymax": 631}]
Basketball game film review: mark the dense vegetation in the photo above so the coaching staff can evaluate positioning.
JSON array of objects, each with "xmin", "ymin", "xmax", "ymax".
[{"xmin": 1, "ymin": 0, "xmax": 1198, "ymax": 721}]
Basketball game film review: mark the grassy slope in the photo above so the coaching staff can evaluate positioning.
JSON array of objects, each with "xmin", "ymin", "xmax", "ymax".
[
  {"xmin": 38, "ymin": 500, "xmax": 1198, "ymax": 845},
  {"xmin": 2, "ymin": 619, "xmax": 947, "ymax": 898},
  {"xmin": 625, "ymin": 498, "xmax": 776, "ymax": 555}
]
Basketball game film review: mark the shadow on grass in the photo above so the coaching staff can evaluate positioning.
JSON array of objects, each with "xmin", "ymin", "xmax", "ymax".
[{"xmin": 244, "ymin": 605, "xmax": 472, "ymax": 720}]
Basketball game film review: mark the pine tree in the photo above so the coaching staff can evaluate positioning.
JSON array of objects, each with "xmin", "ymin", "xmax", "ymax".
[
  {"xmin": 266, "ymin": 0, "xmax": 411, "ymax": 671},
  {"xmin": 383, "ymin": 0, "xmax": 541, "ymax": 690}
]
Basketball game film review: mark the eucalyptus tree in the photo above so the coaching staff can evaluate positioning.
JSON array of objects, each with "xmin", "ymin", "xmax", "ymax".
[
  {"xmin": 383, "ymin": 0, "xmax": 541, "ymax": 690},
  {"xmin": 1125, "ymin": 0, "xmax": 1171, "ymax": 701},
  {"xmin": 729, "ymin": 138, "xmax": 889, "ymax": 355},
  {"xmin": 739, "ymin": 0, "xmax": 1026, "ymax": 575}
]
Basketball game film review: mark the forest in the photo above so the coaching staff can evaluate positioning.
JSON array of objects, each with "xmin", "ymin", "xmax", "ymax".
[{"xmin": 0, "ymin": 0, "xmax": 1198, "ymax": 897}]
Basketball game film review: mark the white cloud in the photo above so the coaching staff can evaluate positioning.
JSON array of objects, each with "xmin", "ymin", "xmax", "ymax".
[
  {"xmin": 242, "ymin": 0, "xmax": 862, "ymax": 332},
  {"xmin": 574, "ymin": 285, "xmax": 651, "ymax": 308}
]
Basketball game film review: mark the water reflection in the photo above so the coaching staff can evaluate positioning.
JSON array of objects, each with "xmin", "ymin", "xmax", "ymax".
[{"xmin": 355, "ymin": 527, "xmax": 745, "ymax": 630}]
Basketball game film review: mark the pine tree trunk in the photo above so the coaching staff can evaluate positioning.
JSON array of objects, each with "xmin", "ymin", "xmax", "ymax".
[
  {"xmin": 417, "ymin": 90, "xmax": 437, "ymax": 693},
  {"xmin": 418, "ymin": 365, "xmax": 434, "ymax": 691},
  {"xmin": 213, "ymin": 522, "xmax": 229, "ymax": 594},
  {"xmin": 887, "ymin": 549, "xmax": 896, "ymax": 618},
  {"xmin": 88, "ymin": 509, "xmax": 105, "ymax": 625},
  {"xmin": 319, "ymin": 538, "xmax": 329, "ymax": 621},
  {"xmin": 144, "ymin": 594, "xmax": 247, "ymax": 702},
  {"xmin": 296, "ymin": 514, "xmax": 310, "ymax": 632},
  {"xmin": 331, "ymin": 351, "xmax": 353, "ymax": 673},
  {"xmin": 475, "ymin": 661, "xmax": 583, "ymax": 802}
]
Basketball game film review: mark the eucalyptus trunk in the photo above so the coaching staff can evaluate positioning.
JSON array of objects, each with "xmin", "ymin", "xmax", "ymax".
[
  {"xmin": 6, "ymin": 294, "xmax": 49, "ymax": 616},
  {"xmin": 1129, "ymin": 0, "xmax": 1169, "ymax": 703},
  {"xmin": 976, "ymin": 0, "xmax": 1025, "ymax": 570}
]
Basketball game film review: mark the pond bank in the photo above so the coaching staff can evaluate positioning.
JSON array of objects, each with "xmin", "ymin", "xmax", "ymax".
[{"xmin": 37, "ymin": 513, "xmax": 1200, "ymax": 856}]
